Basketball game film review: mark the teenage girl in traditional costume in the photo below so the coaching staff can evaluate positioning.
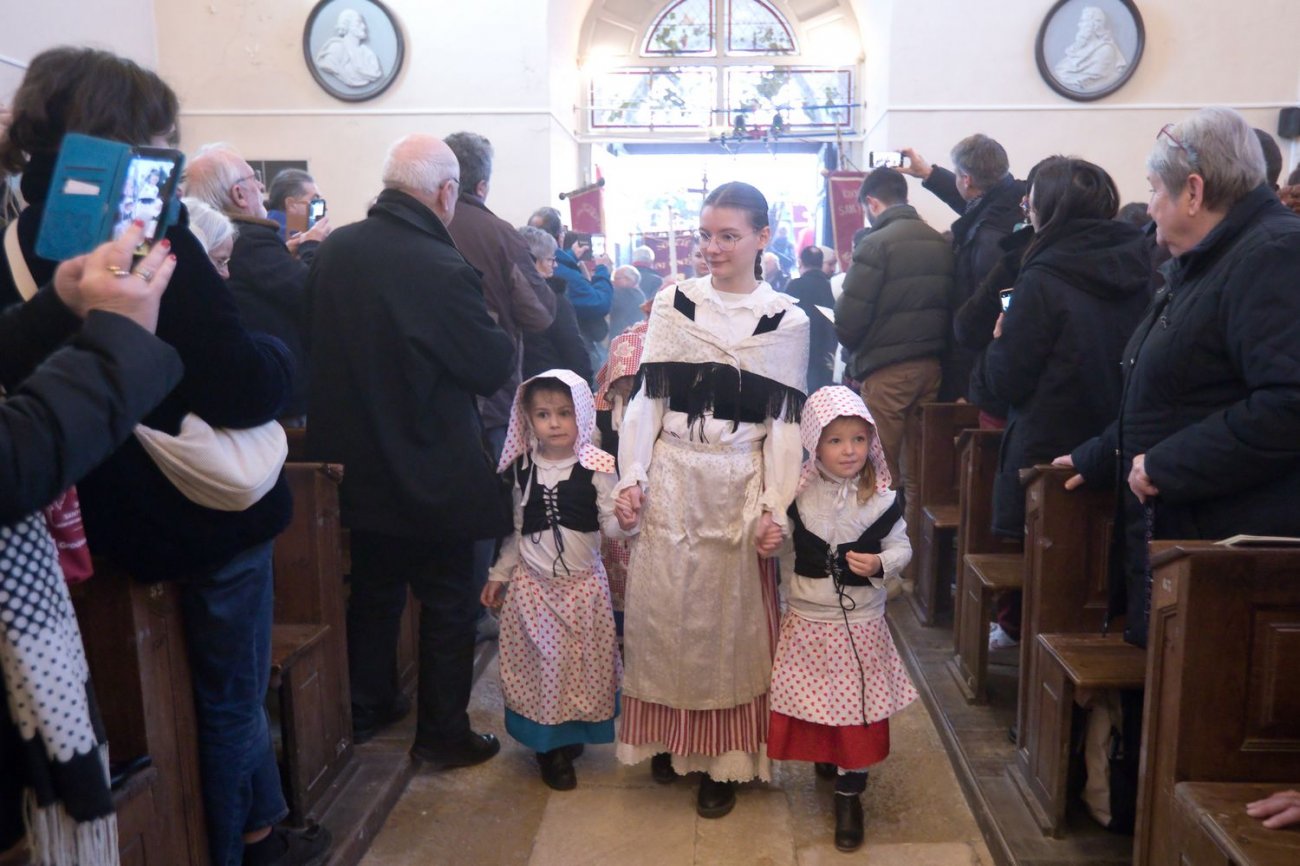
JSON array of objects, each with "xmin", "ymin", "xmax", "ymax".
[
  {"xmin": 767, "ymin": 386, "xmax": 918, "ymax": 851},
  {"xmin": 614, "ymin": 182, "xmax": 809, "ymax": 818},
  {"xmin": 482, "ymin": 369, "xmax": 625, "ymax": 790}
]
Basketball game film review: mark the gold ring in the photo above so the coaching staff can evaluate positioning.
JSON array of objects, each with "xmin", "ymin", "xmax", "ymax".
[{"xmin": 106, "ymin": 265, "xmax": 130, "ymax": 279}]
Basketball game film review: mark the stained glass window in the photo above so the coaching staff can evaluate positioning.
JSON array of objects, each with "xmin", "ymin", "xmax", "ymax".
[
  {"xmin": 725, "ymin": 67, "xmax": 853, "ymax": 128},
  {"xmin": 644, "ymin": 0, "xmax": 716, "ymax": 56},
  {"xmin": 590, "ymin": 68, "xmax": 718, "ymax": 129},
  {"xmin": 727, "ymin": 0, "xmax": 795, "ymax": 54}
]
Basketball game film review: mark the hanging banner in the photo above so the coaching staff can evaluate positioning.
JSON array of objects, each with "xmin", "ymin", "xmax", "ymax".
[
  {"xmin": 639, "ymin": 230, "xmax": 696, "ymax": 279},
  {"xmin": 562, "ymin": 180, "xmax": 605, "ymax": 234},
  {"xmin": 827, "ymin": 171, "xmax": 867, "ymax": 273}
]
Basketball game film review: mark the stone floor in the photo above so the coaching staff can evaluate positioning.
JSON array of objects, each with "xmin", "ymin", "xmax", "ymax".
[{"xmin": 359, "ymin": 601, "xmax": 994, "ymax": 866}]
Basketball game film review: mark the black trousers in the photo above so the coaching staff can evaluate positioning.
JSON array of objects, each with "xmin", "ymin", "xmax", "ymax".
[{"xmin": 347, "ymin": 531, "xmax": 477, "ymax": 746}]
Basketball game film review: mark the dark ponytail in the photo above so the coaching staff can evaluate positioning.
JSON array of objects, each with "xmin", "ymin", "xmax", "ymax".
[{"xmin": 704, "ymin": 181, "xmax": 770, "ymax": 281}]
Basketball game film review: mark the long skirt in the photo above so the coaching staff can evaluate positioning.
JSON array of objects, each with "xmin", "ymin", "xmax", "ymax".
[
  {"xmin": 617, "ymin": 436, "xmax": 781, "ymax": 782},
  {"xmin": 498, "ymin": 560, "xmax": 621, "ymax": 752}
]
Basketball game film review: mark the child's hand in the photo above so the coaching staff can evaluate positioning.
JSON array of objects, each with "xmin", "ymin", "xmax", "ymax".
[
  {"xmin": 481, "ymin": 581, "xmax": 508, "ymax": 611},
  {"xmin": 755, "ymin": 512, "xmax": 784, "ymax": 557},
  {"xmin": 615, "ymin": 486, "xmax": 643, "ymax": 530},
  {"xmin": 845, "ymin": 551, "xmax": 882, "ymax": 578}
]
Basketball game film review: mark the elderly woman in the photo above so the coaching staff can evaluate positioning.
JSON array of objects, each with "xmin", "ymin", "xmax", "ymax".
[
  {"xmin": 182, "ymin": 197, "xmax": 238, "ymax": 279},
  {"xmin": 519, "ymin": 225, "xmax": 591, "ymax": 382},
  {"xmin": 1061, "ymin": 107, "xmax": 1300, "ymax": 648}
]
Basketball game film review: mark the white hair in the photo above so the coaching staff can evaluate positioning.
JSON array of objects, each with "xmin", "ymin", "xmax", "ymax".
[
  {"xmin": 631, "ymin": 244, "xmax": 655, "ymax": 264},
  {"xmin": 184, "ymin": 143, "xmax": 247, "ymax": 212},
  {"xmin": 613, "ymin": 265, "xmax": 641, "ymax": 284},
  {"xmin": 381, "ymin": 134, "xmax": 457, "ymax": 196},
  {"xmin": 182, "ymin": 197, "xmax": 237, "ymax": 252},
  {"xmin": 517, "ymin": 224, "xmax": 557, "ymax": 260},
  {"xmin": 335, "ymin": 8, "xmax": 363, "ymax": 35},
  {"xmin": 1148, "ymin": 107, "xmax": 1266, "ymax": 211}
]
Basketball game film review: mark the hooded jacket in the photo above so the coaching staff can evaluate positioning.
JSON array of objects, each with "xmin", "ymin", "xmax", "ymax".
[{"xmin": 982, "ymin": 218, "xmax": 1151, "ymax": 537}]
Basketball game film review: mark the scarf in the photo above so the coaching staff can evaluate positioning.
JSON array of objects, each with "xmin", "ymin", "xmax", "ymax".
[{"xmin": 0, "ymin": 513, "xmax": 117, "ymax": 866}]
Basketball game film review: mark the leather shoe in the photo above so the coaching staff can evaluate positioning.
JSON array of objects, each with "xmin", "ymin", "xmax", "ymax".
[
  {"xmin": 561, "ymin": 743, "xmax": 585, "ymax": 760},
  {"xmin": 352, "ymin": 693, "xmax": 411, "ymax": 745},
  {"xmin": 242, "ymin": 822, "xmax": 331, "ymax": 866},
  {"xmin": 834, "ymin": 794, "xmax": 864, "ymax": 852},
  {"xmin": 651, "ymin": 752, "xmax": 677, "ymax": 784},
  {"xmin": 409, "ymin": 731, "xmax": 500, "ymax": 770},
  {"xmin": 537, "ymin": 748, "xmax": 577, "ymax": 791},
  {"xmin": 696, "ymin": 774, "xmax": 736, "ymax": 819},
  {"xmin": 814, "ymin": 761, "xmax": 837, "ymax": 780}
]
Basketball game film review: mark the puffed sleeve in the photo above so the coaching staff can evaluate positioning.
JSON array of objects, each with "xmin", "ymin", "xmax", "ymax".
[
  {"xmin": 875, "ymin": 513, "xmax": 912, "ymax": 584},
  {"xmin": 595, "ymin": 470, "xmax": 634, "ymax": 539},
  {"xmin": 759, "ymin": 415, "xmax": 804, "ymax": 532},
  {"xmin": 613, "ymin": 389, "xmax": 665, "ymax": 494}
]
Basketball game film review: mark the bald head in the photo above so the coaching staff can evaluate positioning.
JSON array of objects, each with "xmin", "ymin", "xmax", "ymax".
[
  {"xmin": 185, "ymin": 142, "xmax": 266, "ymax": 219},
  {"xmin": 382, "ymin": 134, "xmax": 461, "ymax": 223}
]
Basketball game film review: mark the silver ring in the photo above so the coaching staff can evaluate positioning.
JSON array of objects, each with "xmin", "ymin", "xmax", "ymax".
[
  {"xmin": 106, "ymin": 265, "xmax": 130, "ymax": 279},
  {"xmin": 136, "ymin": 268, "xmax": 154, "ymax": 282}
]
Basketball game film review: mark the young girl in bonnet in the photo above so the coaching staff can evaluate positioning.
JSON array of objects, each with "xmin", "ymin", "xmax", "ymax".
[{"xmin": 767, "ymin": 385, "xmax": 918, "ymax": 852}]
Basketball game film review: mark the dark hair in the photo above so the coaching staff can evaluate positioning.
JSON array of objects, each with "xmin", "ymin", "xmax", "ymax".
[
  {"xmin": 444, "ymin": 131, "xmax": 494, "ymax": 194},
  {"xmin": 1253, "ymin": 128, "xmax": 1282, "ymax": 190},
  {"xmin": 0, "ymin": 46, "xmax": 179, "ymax": 175},
  {"xmin": 530, "ymin": 206, "xmax": 563, "ymax": 243},
  {"xmin": 522, "ymin": 376, "xmax": 572, "ymax": 411},
  {"xmin": 267, "ymin": 168, "xmax": 315, "ymax": 211},
  {"xmin": 703, "ymin": 181, "xmax": 770, "ymax": 279},
  {"xmin": 799, "ymin": 245, "xmax": 824, "ymax": 270},
  {"xmin": 950, "ymin": 133, "xmax": 1010, "ymax": 192},
  {"xmin": 858, "ymin": 167, "xmax": 908, "ymax": 206},
  {"xmin": 1115, "ymin": 202, "xmax": 1151, "ymax": 228},
  {"xmin": 1023, "ymin": 156, "xmax": 1120, "ymax": 263}
]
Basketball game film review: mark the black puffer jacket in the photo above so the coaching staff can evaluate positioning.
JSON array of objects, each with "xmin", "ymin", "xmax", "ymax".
[
  {"xmin": 835, "ymin": 204, "xmax": 954, "ymax": 380},
  {"xmin": 1072, "ymin": 185, "xmax": 1300, "ymax": 646},
  {"xmin": 982, "ymin": 219, "xmax": 1151, "ymax": 537}
]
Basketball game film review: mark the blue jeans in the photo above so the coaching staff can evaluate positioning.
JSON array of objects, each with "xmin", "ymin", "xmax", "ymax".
[{"xmin": 179, "ymin": 541, "xmax": 287, "ymax": 866}]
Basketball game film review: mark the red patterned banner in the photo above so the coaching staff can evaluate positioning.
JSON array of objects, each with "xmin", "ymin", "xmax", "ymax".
[
  {"xmin": 640, "ymin": 231, "xmax": 695, "ymax": 279},
  {"xmin": 567, "ymin": 184, "xmax": 605, "ymax": 234},
  {"xmin": 827, "ymin": 171, "xmax": 867, "ymax": 273}
]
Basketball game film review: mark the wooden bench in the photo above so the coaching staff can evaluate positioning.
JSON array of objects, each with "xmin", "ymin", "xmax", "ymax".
[
  {"xmin": 1173, "ymin": 782, "xmax": 1300, "ymax": 866},
  {"xmin": 1014, "ymin": 631, "xmax": 1145, "ymax": 836},
  {"xmin": 909, "ymin": 402, "xmax": 980, "ymax": 626},
  {"xmin": 1134, "ymin": 543, "xmax": 1300, "ymax": 866},
  {"xmin": 271, "ymin": 463, "xmax": 354, "ymax": 825},
  {"xmin": 71, "ymin": 563, "xmax": 209, "ymax": 864},
  {"xmin": 948, "ymin": 428, "xmax": 1023, "ymax": 703}
]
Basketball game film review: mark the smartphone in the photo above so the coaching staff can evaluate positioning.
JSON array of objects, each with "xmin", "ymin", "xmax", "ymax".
[
  {"xmin": 591, "ymin": 234, "xmax": 606, "ymax": 259},
  {"xmin": 308, "ymin": 198, "xmax": 327, "ymax": 227},
  {"xmin": 999, "ymin": 289, "xmax": 1014, "ymax": 312},
  {"xmin": 111, "ymin": 149, "xmax": 184, "ymax": 250},
  {"xmin": 868, "ymin": 151, "xmax": 907, "ymax": 169}
]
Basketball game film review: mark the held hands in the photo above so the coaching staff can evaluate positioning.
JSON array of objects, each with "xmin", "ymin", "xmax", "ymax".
[
  {"xmin": 897, "ymin": 147, "xmax": 932, "ymax": 181},
  {"xmin": 615, "ymin": 486, "xmax": 643, "ymax": 532},
  {"xmin": 755, "ymin": 511, "xmax": 783, "ymax": 557},
  {"xmin": 1127, "ymin": 454, "xmax": 1160, "ymax": 504},
  {"xmin": 53, "ymin": 222, "xmax": 177, "ymax": 333},
  {"xmin": 1051, "ymin": 454, "xmax": 1085, "ymax": 491},
  {"xmin": 1246, "ymin": 790, "xmax": 1300, "ymax": 830},
  {"xmin": 480, "ymin": 580, "xmax": 507, "ymax": 612},
  {"xmin": 845, "ymin": 551, "xmax": 882, "ymax": 578}
]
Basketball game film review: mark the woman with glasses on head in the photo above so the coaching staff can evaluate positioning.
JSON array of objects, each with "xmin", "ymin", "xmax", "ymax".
[
  {"xmin": 1061, "ymin": 107, "xmax": 1300, "ymax": 650},
  {"xmin": 612, "ymin": 182, "xmax": 809, "ymax": 818}
]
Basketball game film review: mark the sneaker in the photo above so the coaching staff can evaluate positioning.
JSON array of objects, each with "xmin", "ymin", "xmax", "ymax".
[
  {"xmin": 989, "ymin": 623, "xmax": 1020, "ymax": 651},
  {"xmin": 242, "ymin": 822, "xmax": 331, "ymax": 866}
]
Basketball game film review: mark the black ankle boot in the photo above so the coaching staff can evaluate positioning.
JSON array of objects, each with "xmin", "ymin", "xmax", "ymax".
[
  {"xmin": 814, "ymin": 761, "xmax": 837, "ymax": 779},
  {"xmin": 537, "ymin": 748, "xmax": 577, "ymax": 791},
  {"xmin": 697, "ymin": 774, "xmax": 736, "ymax": 819},
  {"xmin": 834, "ymin": 794, "xmax": 864, "ymax": 852},
  {"xmin": 651, "ymin": 752, "xmax": 677, "ymax": 784}
]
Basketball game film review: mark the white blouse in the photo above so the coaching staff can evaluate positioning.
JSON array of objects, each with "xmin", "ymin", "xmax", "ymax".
[
  {"xmin": 781, "ymin": 464, "xmax": 912, "ymax": 623},
  {"xmin": 614, "ymin": 282, "xmax": 804, "ymax": 530},
  {"xmin": 488, "ymin": 453, "xmax": 625, "ymax": 581}
]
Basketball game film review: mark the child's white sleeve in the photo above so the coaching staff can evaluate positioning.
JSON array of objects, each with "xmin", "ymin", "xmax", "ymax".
[
  {"xmin": 614, "ymin": 389, "xmax": 665, "ymax": 495},
  {"xmin": 487, "ymin": 485, "xmax": 525, "ymax": 582},
  {"xmin": 759, "ymin": 416, "xmax": 803, "ymax": 532},
  {"xmin": 595, "ymin": 470, "xmax": 635, "ymax": 539},
  {"xmin": 877, "ymin": 515, "xmax": 912, "ymax": 578}
]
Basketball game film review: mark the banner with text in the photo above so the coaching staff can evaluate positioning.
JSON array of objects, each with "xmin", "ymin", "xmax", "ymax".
[
  {"xmin": 567, "ymin": 185, "xmax": 605, "ymax": 234},
  {"xmin": 827, "ymin": 171, "xmax": 867, "ymax": 273}
]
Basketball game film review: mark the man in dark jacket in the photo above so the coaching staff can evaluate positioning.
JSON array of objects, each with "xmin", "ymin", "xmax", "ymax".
[
  {"xmin": 631, "ymin": 245, "xmax": 663, "ymax": 300},
  {"xmin": 307, "ymin": 134, "xmax": 514, "ymax": 767},
  {"xmin": 900, "ymin": 135, "xmax": 1025, "ymax": 402},
  {"xmin": 186, "ymin": 144, "xmax": 331, "ymax": 421},
  {"xmin": 783, "ymin": 245, "xmax": 837, "ymax": 391},
  {"xmin": 835, "ymin": 166, "xmax": 954, "ymax": 526}
]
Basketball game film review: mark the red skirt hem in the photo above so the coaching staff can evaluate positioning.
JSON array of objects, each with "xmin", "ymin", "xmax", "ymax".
[{"xmin": 767, "ymin": 711, "xmax": 890, "ymax": 768}]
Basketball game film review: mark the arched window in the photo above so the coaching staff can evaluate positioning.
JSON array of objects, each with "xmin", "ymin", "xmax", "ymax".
[{"xmin": 587, "ymin": 0, "xmax": 857, "ymax": 134}]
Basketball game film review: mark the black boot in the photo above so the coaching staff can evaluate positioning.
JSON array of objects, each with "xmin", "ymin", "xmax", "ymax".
[
  {"xmin": 697, "ymin": 774, "xmax": 736, "ymax": 819},
  {"xmin": 651, "ymin": 751, "xmax": 678, "ymax": 784},
  {"xmin": 537, "ymin": 748, "xmax": 577, "ymax": 791},
  {"xmin": 814, "ymin": 761, "xmax": 837, "ymax": 779},
  {"xmin": 833, "ymin": 794, "xmax": 864, "ymax": 852}
]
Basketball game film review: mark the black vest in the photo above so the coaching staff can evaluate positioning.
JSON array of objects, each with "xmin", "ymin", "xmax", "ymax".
[
  {"xmin": 788, "ymin": 498, "xmax": 902, "ymax": 587},
  {"xmin": 515, "ymin": 459, "xmax": 600, "ymax": 535}
]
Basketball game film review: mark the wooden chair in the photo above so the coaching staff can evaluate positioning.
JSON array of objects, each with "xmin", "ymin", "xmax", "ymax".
[
  {"xmin": 1134, "ymin": 543, "xmax": 1300, "ymax": 866},
  {"xmin": 1173, "ymin": 782, "xmax": 1300, "ymax": 866},
  {"xmin": 908, "ymin": 402, "xmax": 980, "ymax": 626},
  {"xmin": 948, "ymin": 428, "xmax": 1023, "ymax": 703}
]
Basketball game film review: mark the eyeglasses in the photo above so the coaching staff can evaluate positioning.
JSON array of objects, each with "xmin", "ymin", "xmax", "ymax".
[
  {"xmin": 1157, "ymin": 123, "xmax": 1199, "ymax": 167},
  {"xmin": 235, "ymin": 168, "xmax": 264, "ymax": 188},
  {"xmin": 693, "ymin": 229, "xmax": 753, "ymax": 252}
]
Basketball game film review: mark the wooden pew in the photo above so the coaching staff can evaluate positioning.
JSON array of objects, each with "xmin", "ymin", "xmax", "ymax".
[
  {"xmin": 1134, "ymin": 543, "xmax": 1300, "ymax": 866},
  {"xmin": 948, "ymin": 428, "xmax": 1023, "ymax": 703},
  {"xmin": 271, "ymin": 463, "xmax": 354, "ymax": 825},
  {"xmin": 72, "ymin": 564, "xmax": 210, "ymax": 865},
  {"xmin": 1174, "ymin": 782, "xmax": 1300, "ymax": 866},
  {"xmin": 909, "ymin": 402, "xmax": 980, "ymax": 626}
]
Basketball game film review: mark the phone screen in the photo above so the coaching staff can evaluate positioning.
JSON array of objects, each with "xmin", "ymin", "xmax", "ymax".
[
  {"xmin": 112, "ymin": 150, "xmax": 182, "ymax": 246},
  {"xmin": 591, "ymin": 234, "xmax": 606, "ymax": 258},
  {"xmin": 1000, "ymin": 289, "xmax": 1014, "ymax": 312},
  {"xmin": 309, "ymin": 199, "xmax": 327, "ymax": 226},
  {"xmin": 868, "ymin": 151, "xmax": 906, "ymax": 169}
]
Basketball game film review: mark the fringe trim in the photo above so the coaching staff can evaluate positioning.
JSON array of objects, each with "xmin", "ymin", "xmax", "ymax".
[
  {"xmin": 636, "ymin": 362, "xmax": 806, "ymax": 427},
  {"xmin": 22, "ymin": 792, "xmax": 118, "ymax": 866}
]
